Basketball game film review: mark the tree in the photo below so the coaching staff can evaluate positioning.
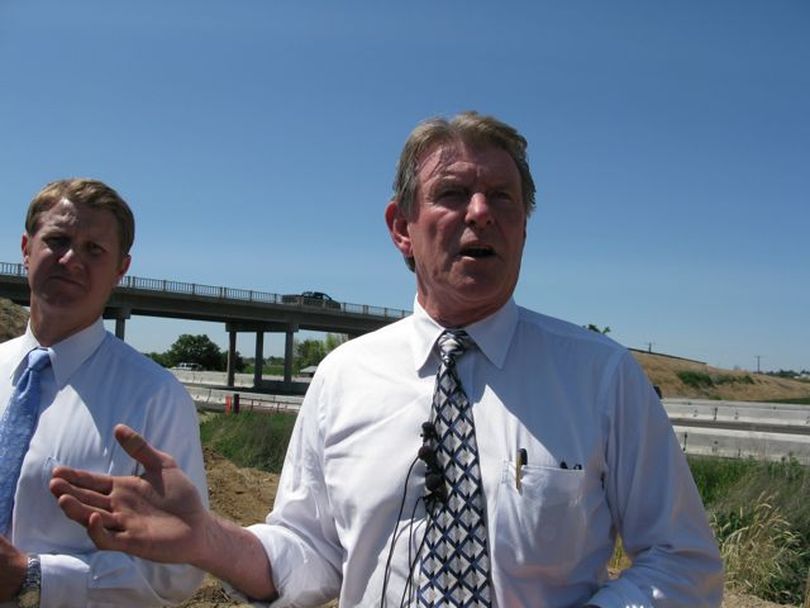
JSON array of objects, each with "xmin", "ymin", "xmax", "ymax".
[
  {"xmin": 165, "ymin": 334, "xmax": 224, "ymax": 370},
  {"xmin": 145, "ymin": 351, "xmax": 171, "ymax": 368},
  {"xmin": 584, "ymin": 323, "xmax": 611, "ymax": 335},
  {"xmin": 221, "ymin": 349, "xmax": 246, "ymax": 373},
  {"xmin": 295, "ymin": 339, "xmax": 327, "ymax": 372},
  {"xmin": 325, "ymin": 333, "xmax": 348, "ymax": 352}
]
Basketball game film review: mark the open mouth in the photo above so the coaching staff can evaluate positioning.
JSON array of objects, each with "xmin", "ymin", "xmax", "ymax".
[{"xmin": 459, "ymin": 245, "xmax": 495, "ymax": 259}]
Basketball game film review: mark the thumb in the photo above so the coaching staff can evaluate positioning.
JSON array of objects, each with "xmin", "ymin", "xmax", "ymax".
[{"xmin": 114, "ymin": 424, "xmax": 176, "ymax": 471}]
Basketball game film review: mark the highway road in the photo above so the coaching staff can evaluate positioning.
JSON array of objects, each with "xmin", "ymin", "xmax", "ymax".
[
  {"xmin": 175, "ymin": 371, "xmax": 810, "ymax": 465},
  {"xmin": 664, "ymin": 398, "xmax": 810, "ymax": 464}
]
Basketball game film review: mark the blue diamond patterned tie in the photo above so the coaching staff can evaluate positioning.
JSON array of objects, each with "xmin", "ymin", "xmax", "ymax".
[
  {"xmin": 418, "ymin": 330, "xmax": 491, "ymax": 607},
  {"xmin": 0, "ymin": 348, "xmax": 51, "ymax": 536}
]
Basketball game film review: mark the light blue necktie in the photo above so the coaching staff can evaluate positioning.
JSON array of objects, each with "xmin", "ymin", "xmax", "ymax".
[{"xmin": 0, "ymin": 348, "xmax": 51, "ymax": 536}]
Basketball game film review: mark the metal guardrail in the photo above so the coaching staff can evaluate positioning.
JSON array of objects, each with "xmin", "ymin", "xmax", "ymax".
[
  {"xmin": 0, "ymin": 262, "xmax": 25, "ymax": 277},
  {"xmin": 0, "ymin": 261, "xmax": 410, "ymax": 321}
]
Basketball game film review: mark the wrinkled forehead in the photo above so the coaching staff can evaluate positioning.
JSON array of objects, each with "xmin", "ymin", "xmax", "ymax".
[
  {"xmin": 415, "ymin": 139, "xmax": 520, "ymax": 187},
  {"xmin": 37, "ymin": 198, "xmax": 118, "ymax": 239},
  {"xmin": 36, "ymin": 198, "xmax": 81, "ymax": 228}
]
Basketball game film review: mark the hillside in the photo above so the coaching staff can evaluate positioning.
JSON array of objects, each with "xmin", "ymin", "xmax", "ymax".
[
  {"xmin": 0, "ymin": 298, "xmax": 27, "ymax": 341},
  {"xmin": 632, "ymin": 351, "xmax": 810, "ymax": 402}
]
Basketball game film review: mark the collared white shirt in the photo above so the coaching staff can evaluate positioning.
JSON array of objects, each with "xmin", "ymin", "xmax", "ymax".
[
  {"xmin": 0, "ymin": 319, "xmax": 208, "ymax": 608},
  {"xmin": 247, "ymin": 298, "xmax": 723, "ymax": 607}
]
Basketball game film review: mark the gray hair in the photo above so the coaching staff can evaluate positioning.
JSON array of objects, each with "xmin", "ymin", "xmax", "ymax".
[{"xmin": 392, "ymin": 111, "xmax": 536, "ymax": 219}]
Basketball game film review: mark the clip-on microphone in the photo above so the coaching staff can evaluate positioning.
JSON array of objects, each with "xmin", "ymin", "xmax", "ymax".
[{"xmin": 419, "ymin": 421, "xmax": 447, "ymax": 502}]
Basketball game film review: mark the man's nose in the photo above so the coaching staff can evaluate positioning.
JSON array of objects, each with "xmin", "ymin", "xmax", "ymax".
[
  {"xmin": 465, "ymin": 192, "xmax": 494, "ymax": 226},
  {"xmin": 58, "ymin": 247, "xmax": 83, "ymax": 268}
]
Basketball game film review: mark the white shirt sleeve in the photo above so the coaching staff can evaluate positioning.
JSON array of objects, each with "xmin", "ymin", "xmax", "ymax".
[
  {"xmin": 586, "ymin": 352, "xmax": 724, "ymax": 607},
  {"xmin": 243, "ymin": 372, "xmax": 342, "ymax": 607}
]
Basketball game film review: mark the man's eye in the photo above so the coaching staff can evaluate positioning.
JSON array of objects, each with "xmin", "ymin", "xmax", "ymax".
[
  {"xmin": 45, "ymin": 236, "xmax": 69, "ymax": 249},
  {"xmin": 437, "ymin": 188, "xmax": 466, "ymax": 201},
  {"xmin": 490, "ymin": 190, "xmax": 514, "ymax": 203},
  {"xmin": 87, "ymin": 243, "xmax": 105, "ymax": 256}
]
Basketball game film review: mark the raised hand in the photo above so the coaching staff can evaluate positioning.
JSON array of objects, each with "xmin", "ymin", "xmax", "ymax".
[
  {"xmin": 49, "ymin": 423, "xmax": 208, "ymax": 564},
  {"xmin": 49, "ymin": 424, "xmax": 277, "ymax": 600}
]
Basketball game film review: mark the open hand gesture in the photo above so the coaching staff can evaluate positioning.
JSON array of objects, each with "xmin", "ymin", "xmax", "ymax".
[{"xmin": 50, "ymin": 424, "xmax": 208, "ymax": 565}]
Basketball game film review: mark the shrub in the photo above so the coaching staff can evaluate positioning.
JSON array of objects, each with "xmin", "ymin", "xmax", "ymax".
[{"xmin": 677, "ymin": 370, "xmax": 714, "ymax": 388}]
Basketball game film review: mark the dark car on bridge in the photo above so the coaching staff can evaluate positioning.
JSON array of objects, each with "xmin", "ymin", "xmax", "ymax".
[{"xmin": 282, "ymin": 291, "xmax": 341, "ymax": 310}]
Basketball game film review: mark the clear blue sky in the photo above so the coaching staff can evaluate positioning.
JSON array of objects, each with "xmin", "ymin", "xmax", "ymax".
[{"xmin": 1, "ymin": 1, "xmax": 808, "ymax": 372}]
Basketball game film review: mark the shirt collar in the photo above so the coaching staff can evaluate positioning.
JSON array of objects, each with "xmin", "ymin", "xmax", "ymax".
[
  {"xmin": 410, "ymin": 296, "xmax": 519, "ymax": 373},
  {"xmin": 14, "ymin": 318, "xmax": 107, "ymax": 388}
]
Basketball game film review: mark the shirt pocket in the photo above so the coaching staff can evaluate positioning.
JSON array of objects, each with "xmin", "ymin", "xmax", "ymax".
[
  {"xmin": 493, "ymin": 460, "xmax": 587, "ymax": 577},
  {"xmin": 21, "ymin": 455, "xmax": 97, "ymax": 553}
]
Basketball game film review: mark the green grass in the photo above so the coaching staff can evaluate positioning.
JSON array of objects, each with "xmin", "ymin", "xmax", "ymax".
[
  {"xmin": 687, "ymin": 455, "xmax": 758, "ymax": 506},
  {"xmin": 770, "ymin": 396, "xmax": 810, "ymax": 405},
  {"xmin": 689, "ymin": 455, "xmax": 810, "ymax": 604},
  {"xmin": 200, "ymin": 411, "xmax": 297, "ymax": 473}
]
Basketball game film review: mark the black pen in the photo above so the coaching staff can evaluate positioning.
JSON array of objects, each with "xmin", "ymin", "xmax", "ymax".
[{"xmin": 515, "ymin": 448, "xmax": 528, "ymax": 491}]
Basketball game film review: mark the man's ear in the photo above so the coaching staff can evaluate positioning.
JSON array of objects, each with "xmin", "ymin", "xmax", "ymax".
[
  {"xmin": 115, "ymin": 254, "xmax": 131, "ymax": 283},
  {"xmin": 21, "ymin": 233, "xmax": 30, "ymax": 270},
  {"xmin": 385, "ymin": 200, "xmax": 412, "ymax": 258}
]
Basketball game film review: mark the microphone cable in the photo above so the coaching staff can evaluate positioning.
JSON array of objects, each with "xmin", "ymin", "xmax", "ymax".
[
  {"xmin": 398, "ymin": 495, "xmax": 433, "ymax": 608},
  {"xmin": 380, "ymin": 454, "xmax": 420, "ymax": 608}
]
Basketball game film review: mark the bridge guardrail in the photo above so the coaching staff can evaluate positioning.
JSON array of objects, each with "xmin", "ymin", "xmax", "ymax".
[{"xmin": 1, "ymin": 261, "xmax": 410, "ymax": 321}]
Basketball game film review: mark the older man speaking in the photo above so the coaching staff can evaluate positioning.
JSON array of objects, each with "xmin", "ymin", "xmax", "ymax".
[{"xmin": 51, "ymin": 115, "xmax": 722, "ymax": 608}]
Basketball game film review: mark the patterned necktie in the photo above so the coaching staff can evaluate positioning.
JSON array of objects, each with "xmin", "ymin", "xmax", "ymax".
[
  {"xmin": 418, "ymin": 330, "xmax": 492, "ymax": 607},
  {"xmin": 0, "ymin": 348, "xmax": 51, "ymax": 536}
]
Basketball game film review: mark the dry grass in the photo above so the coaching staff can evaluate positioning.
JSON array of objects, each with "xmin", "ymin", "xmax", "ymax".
[
  {"xmin": 714, "ymin": 493, "xmax": 808, "ymax": 604},
  {"xmin": 633, "ymin": 351, "xmax": 810, "ymax": 402}
]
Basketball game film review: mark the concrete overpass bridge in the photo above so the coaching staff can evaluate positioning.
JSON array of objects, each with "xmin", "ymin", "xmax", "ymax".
[{"xmin": 0, "ymin": 261, "xmax": 410, "ymax": 394}]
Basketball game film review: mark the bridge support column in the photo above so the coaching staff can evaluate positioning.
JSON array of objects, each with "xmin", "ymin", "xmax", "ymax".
[
  {"xmin": 226, "ymin": 330, "xmax": 237, "ymax": 388},
  {"xmin": 284, "ymin": 326, "xmax": 295, "ymax": 389},
  {"xmin": 105, "ymin": 307, "xmax": 131, "ymax": 341},
  {"xmin": 115, "ymin": 317, "xmax": 126, "ymax": 340},
  {"xmin": 253, "ymin": 331, "xmax": 264, "ymax": 388}
]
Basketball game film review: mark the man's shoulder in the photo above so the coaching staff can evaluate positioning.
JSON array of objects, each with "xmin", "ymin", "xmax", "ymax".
[
  {"xmin": 96, "ymin": 332, "xmax": 185, "ymax": 389},
  {"xmin": 317, "ymin": 315, "xmax": 412, "ymax": 368},
  {"xmin": 516, "ymin": 305, "xmax": 626, "ymax": 357},
  {"xmin": 0, "ymin": 333, "xmax": 26, "ymax": 352},
  {"xmin": 0, "ymin": 333, "xmax": 26, "ymax": 366}
]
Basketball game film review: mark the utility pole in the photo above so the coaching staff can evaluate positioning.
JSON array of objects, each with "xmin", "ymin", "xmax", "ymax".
[
  {"xmin": 755, "ymin": 355, "xmax": 763, "ymax": 373},
  {"xmin": 646, "ymin": 341, "xmax": 654, "ymax": 353}
]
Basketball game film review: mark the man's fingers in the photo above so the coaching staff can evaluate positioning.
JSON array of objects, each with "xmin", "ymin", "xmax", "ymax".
[
  {"xmin": 49, "ymin": 477, "xmax": 113, "ymax": 510},
  {"xmin": 86, "ymin": 512, "xmax": 128, "ymax": 551},
  {"xmin": 55, "ymin": 494, "xmax": 120, "ymax": 530},
  {"xmin": 114, "ymin": 424, "xmax": 174, "ymax": 471},
  {"xmin": 51, "ymin": 466, "xmax": 114, "ymax": 494}
]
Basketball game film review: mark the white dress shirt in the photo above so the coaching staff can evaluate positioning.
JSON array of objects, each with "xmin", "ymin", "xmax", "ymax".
[
  {"xmin": 247, "ymin": 298, "xmax": 723, "ymax": 607},
  {"xmin": 0, "ymin": 319, "xmax": 208, "ymax": 608}
]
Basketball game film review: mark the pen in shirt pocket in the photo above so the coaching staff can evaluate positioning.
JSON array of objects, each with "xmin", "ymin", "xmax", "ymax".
[{"xmin": 515, "ymin": 448, "xmax": 528, "ymax": 491}]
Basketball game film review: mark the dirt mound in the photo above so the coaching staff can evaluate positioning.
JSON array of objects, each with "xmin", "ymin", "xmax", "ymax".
[
  {"xmin": 0, "ymin": 298, "xmax": 27, "ymax": 342},
  {"xmin": 203, "ymin": 448, "xmax": 278, "ymax": 526}
]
